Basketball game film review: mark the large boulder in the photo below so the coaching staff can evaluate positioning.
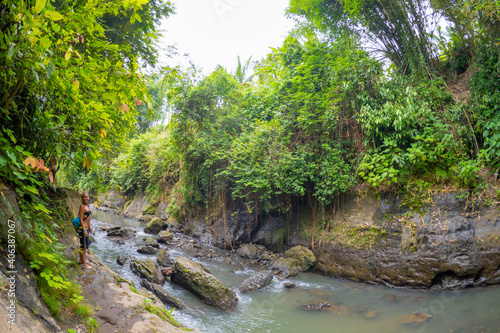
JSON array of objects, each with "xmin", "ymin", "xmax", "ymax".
[
  {"xmin": 171, "ymin": 256, "xmax": 238, "ymax": 312},
  {"xmin": 236, "ymin": 244, "xmax": 260, "ymax": 260},
  {"xmin": 107, "ymin": 227, "xmax": 136, "ymax": 239},
  {"xmin": 140, "ymin": 280, "xmax": 185, "ymax": 310},
  {"xmin": 271, "ymin": 258, "xmax": 300, "ymax": 278},
  {"xmin": 157, "ymin": 248, "xmax": 173, "ymax": 267},
  {"xmin": 157, "ymin": 230, "xmax": 173, "ymax": 243},
  {"xmin": 238, "ymin": 271, "xmax": 273, "ymax": 293},
  {"xmin": 285, "ymin": 246, "xmax": 316, "ymax": 271},
  {"xmin": 130, "ymin": 259, "xmax": 165, "ymax": 284},
  {"xmin": 144, "ymin": 218, "xmax": 167, "ymax": 234}
]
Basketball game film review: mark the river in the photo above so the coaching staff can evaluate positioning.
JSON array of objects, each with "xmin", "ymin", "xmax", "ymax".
[{"xmin": 89, "ymin": 210, "xmax": 500, "ymax": 333}]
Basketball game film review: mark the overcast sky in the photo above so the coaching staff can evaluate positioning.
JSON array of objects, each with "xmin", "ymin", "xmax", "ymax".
[{"xmin": 158, "ymin": 0, "xmax": 296, "ymax": 74}]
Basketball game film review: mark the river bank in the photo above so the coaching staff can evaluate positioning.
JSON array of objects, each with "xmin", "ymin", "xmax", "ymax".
[{"xmin": 100, "ymin": 188, "xmax": 500, "ymax": 289}]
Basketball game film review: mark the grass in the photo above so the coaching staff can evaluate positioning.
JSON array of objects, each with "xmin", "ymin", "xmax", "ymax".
[{"xmin": 141, "ymin": 299, "xmax": 188, "ymax": 329}]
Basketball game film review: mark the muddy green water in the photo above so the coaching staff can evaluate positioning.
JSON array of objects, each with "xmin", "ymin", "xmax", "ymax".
[{"xmin": 90, "ymin": 211, "xmax": 500, "ymax": 333}]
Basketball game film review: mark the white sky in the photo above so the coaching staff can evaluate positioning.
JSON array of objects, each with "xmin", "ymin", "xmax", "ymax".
[{"xmin": 158, "ymin": 0, "xmax": 296, "ymax": 75}]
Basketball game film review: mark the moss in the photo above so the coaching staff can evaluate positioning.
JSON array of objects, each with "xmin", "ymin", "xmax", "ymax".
[
  {"xmin": 141, "ymin": 299, "xmax": 184, "ymax": 328},
  {"xmin": 142, "ymin": 203, "xmax": 157, "ymax": 216},
  {"xmin": 302, "ymin": 222, "xmax": 387, "ymax": 250}
]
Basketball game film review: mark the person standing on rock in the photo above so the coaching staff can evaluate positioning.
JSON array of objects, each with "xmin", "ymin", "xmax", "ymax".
[{"xmin": 79, "ymin": 192, "xmax": 94, "ymax": 269}]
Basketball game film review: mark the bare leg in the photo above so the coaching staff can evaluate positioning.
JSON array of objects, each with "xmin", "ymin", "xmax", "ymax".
[{"xmin": 82, "ymin": 248, "xmax": 92, "ymax": 269}]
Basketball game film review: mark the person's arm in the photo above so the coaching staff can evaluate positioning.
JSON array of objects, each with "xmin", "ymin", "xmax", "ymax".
[{"xmin": 79, "ymin": 204, "xmax": 85, "ymax": 226}]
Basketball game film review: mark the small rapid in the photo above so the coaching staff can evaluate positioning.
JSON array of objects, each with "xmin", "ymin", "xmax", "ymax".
[{"xmin": 89, "ymin": 210, "xmax": 500, "ymax": 333}]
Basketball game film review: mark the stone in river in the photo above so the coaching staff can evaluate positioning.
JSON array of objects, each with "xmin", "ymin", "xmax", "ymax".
[
  {"xmin": 137, "ymin": 246, "xmax": 158, "ymax": 255},
  {"xmin": 116, "ymin": 254, "xmax": 128, "ymax": 265},
  {"xmin": 107, "ymin": 227, "xmax": 136, "ymax": 239},
  {"xmin": 309, "ymin": 289, "xmax": 332, "ymax": 298},
  {"xmin": 283, "ymin": 282, "xmax": 296, "ymax": 289},
  {"xmin": 301, "ymin": 299, "xmax": 331, "ymax": 311},
  {"xmin": 238, "ymin": 271, "xmax": 273, "ymax": 293},
  {"xmin": 130, "ymin": 259, "xmax": 165, "ymax": 284},
  {"xmin": 145, "ymin": 237, "xmax": 159, "ymax": 248},
  {"xmin": 365, "ymin": 310, "xmax": 377, "ymax": 319},
  {"xmin": 402, "ymin": 313, "xmax": 432, "ymax": 324},
  {"xmin": 171, "ymin": 256, "xmax": 238, "ymax": 312},
  {"xmin": 144, "ymin": 217, "xmax": 167, "ymax": 234},
  {"xmin": 140, "ymin": 280, "xmax": 185, "ymax": 310},
  {"xmin": 157, "ymin": 248, "xmax": 173, "ymax": 267},
  {"xmin": 157, "ymin": 230, "xmax": 173, "ymax": 243}
]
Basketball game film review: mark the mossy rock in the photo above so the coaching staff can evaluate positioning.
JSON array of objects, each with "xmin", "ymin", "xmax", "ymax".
[
  {"xmin": 130, "ymin": 259, "xmax": 164, "ymax": 284},
  {"xmin": 171, "ymin": 256, "xmax": 238, "ymax": 312},
  {"xmin": 270, "ymin": 257, "xmax": 300, "ymax": 278},
  {"xmin": 142, "ymin": 203, "xmax": 157, "ymax": 216},
  {"xmin": 144, "ymin": 217, "xmax": 167, "ymax": 234},
  {"xmin": 284, "ymin": 245, "xmax": 316, "ymax": 271},
  {"xmin": 157, "ymin": 230, "xmax": 173, "ymax": 243}
]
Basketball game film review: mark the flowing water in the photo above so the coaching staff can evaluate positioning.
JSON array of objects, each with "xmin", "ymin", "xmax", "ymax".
[{"xmin": 89, "ymin": 211, "xmax": 500, "ymax": 333}]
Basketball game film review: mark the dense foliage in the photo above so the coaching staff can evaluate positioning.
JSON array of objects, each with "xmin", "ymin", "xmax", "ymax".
[
  {"xmin": 109, "ymin": 1, "xmax": 500, "ymax": 232},
  {"xmin": 0, "ymin": 0, "xmax": 173, "ymax": 326}
]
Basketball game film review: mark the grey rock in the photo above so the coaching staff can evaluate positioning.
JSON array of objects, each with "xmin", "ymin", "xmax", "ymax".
[
  {"xmin": 140, "ymin": 280, "xmax": 185, "ymax": 310},
  {"xmin": 130, "ymin": 259, "xmax": 165, "ymax": 284},
  {"xmin": 301, "ymin": 299, "xmax": 331, "ymax": 311},
  {"xmin": 137, "ymin": 246, "xmax": 158, "ymax": 255},
  {"xmin": 107, "ymin": 227, "xmax": 136, "ymax": 239},
  {"xmin": 145, "ymin": 237, "xmax": 159, "ymax": 248},
  {"xmin": 157, "ymin": 230, "xmax": 173, "ymax": 243},
  {"xmin": 144, "ymin": 217, "xmax": 167, "ymax": 234},
  {"xmin": 171, "ymin": 256, "xmax": 238, "ymax": 312},
  {"xmin": 236, "ymin": 244, "xmax": 260, "ymax": 259},
  {"xmin": 116, "ymin": 254, "xmax": 128, "ymax": 265},
  {"xmin": 238, "ymin": 271, "xmax": 273, "ymax": 293},
  {"xmin": 157, "ymin": 248, "xmax": 173, "ymax": 267}
]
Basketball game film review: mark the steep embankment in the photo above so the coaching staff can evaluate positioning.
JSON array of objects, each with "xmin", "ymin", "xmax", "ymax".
[
  {"xmin": 104, "ymin": 188, "xmax": 500, "ymax": 289},
  {"xmin": 0, "ymin": 186, "xmax": 196, "ymax": 332}
]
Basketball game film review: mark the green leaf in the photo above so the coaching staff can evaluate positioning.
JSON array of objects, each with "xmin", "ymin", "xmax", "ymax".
[
  {"xmin": 45, "ymin": 10, "xmax": 64, "ymax": 21},
  {"xmin": 35, "ymin": 0, "xmax": 47, "ymax": 14},
  {"xmin": 0, "ymin": 156, "xmax": 7, "ymax": 166},
  {"xmin": 7, "ymin": 45, "xmax": 15, "ymax": 58}
]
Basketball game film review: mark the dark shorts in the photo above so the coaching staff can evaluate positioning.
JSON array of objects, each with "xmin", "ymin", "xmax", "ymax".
[{"xmin": 78, "ymin": 227, "xmax": 90, "ymax": 249}]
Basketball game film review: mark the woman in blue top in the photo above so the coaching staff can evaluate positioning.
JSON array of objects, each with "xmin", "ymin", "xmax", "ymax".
[{"xmin": 79, "ymin": 192, "xmax": 94, "ymax": 269}]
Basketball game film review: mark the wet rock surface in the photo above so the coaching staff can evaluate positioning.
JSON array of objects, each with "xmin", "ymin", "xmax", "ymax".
[
  {"xmin": 137, "ymin": 246, "xmax": 159, "ymax": 255},
  {"xmin": 157, "ymin": 230, "xmax": 173, "ymax": 243},
  {"xmin": 312, "ymin": 193, "xmax": 500, "ymax": 289},
  {"xmin": 116, "ymin": 253, "xmax": 128, "ymax": 265},
  {"xmin": 301, "ymin": 299, "xmax": 331, "ymax": 311},
  {"xmin": 402, "ymin": 312, "xmax": 432, "ymax": 324},
  {"xmin": 145, "ymin": 237, "xmax": 159, "ymax": 248},
  {"xmin": 130, "ymin": 259, "xmax": 165, "ymax": 284},
  {"xmin": 238, "ymin": 270, "xmax": 273, "ymax": 293},
  {"xmin": 106, "ymin": 227, "xmax": 136, "ymax": 239},
  {"xmin": 171, "ymin": 256, "xmax": 238, "ymax": 312},
  {"xmin": 157, "ymin": 248, "xmax": 173, "ymax": 267},
  {"xmin": 144, "ymin": 217, "xmax": 168, "ymax": 234},
  {"xmin": 285, "ymin": 245, "xmax": 316, "ymax": 271},
  {"xmin": 140, "ymin": 280, "xmax": 186, "ymax": 310},
  {"xmin": 271, "ymin": 258, "xmax": 300, "ymax": 278}
]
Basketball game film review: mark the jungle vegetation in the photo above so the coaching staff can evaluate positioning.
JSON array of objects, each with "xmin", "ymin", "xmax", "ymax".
[{"xmin": 1, "ymin": 0, "xmax": 500, "ymax": 323}]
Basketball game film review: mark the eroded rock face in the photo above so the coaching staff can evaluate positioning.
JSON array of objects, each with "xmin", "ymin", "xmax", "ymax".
[
  {"xmin": 130, "ymin": 259, "xmax": 165, "ymax": 284},
  {"xmin": 171, "ymin": 256, "xmax": 238, "ymax": 312},
  {"xmin": 238, "ymin": 271, "xmax": 273, "ymax": 293},
  {"xmin": 313, "ymin": 193, "xmax": 500, "ymax": 289},
  {"xmin": 157, "ymin": 248, "xmax": 173, "ymax": 267},
  {"xmin": 144, "ymin": 218, "xmax": 167, "ymax": 234},
  {"xmin": 285, "ymin": 246, "xmax": 316, "ymax": 271}
]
